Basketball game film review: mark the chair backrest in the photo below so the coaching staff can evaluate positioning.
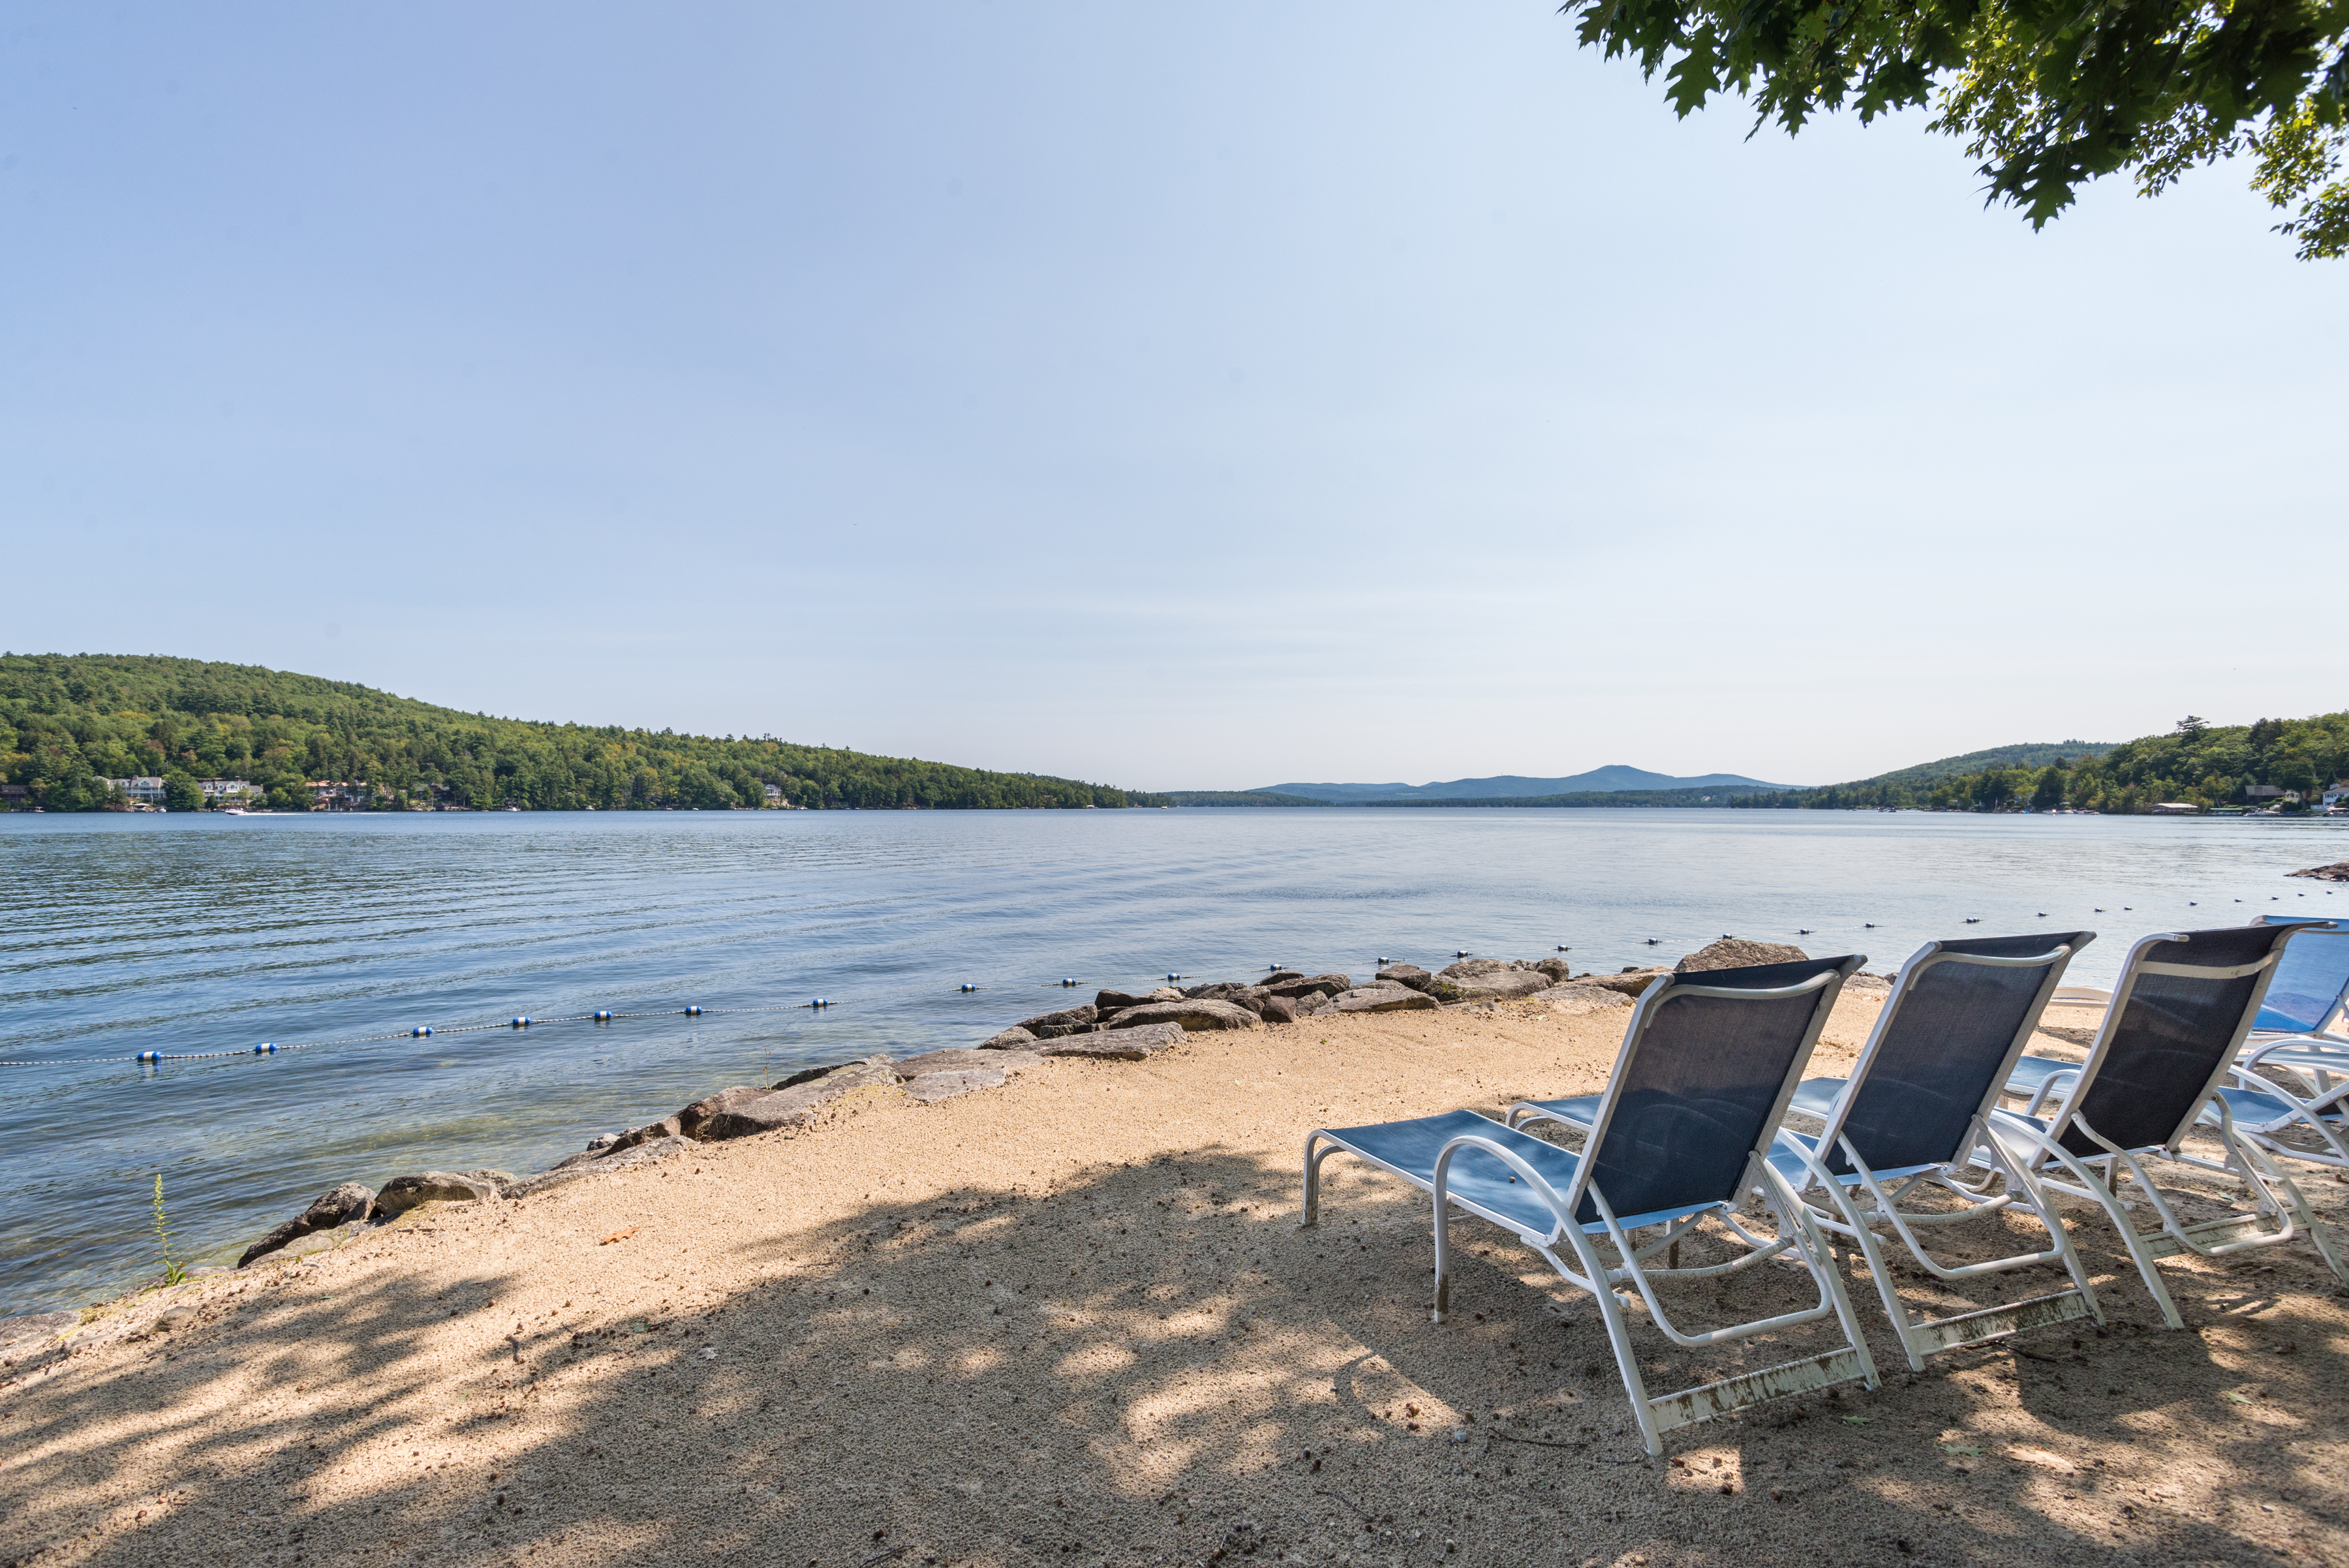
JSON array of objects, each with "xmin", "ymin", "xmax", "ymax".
[
  {"xmin": 1820, "ymin": 931, "xmax": 2093, "ymax": 1176},
  {"xmin": 2051, "ymin": 922, "xmax": 2316, "ymax": 1157},
  {"xmin": 1571, "ymin": 955, "xmax": 1861, "ymax": 1226},
  {"xmin": 2253, "ymin": 915, "xmax": 2349, "ymax": 1034}
]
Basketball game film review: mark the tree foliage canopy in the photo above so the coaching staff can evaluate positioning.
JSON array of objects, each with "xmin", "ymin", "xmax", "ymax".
[
  {"xmin": 1565, "ymin": 0, "xmax": 2348, "ymax": 256},
  {"xmin": 0, "ymin": 654, "xmax": 1165, "ymax": 813}
]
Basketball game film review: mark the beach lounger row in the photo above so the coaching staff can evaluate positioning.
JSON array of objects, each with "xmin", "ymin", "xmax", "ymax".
[{"xmin": 1302, "ymin": 919, "xmax": 2349, "ymax": 1454}]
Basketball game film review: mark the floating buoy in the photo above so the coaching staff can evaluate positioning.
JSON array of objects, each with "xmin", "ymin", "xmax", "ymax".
[
  {"xmin": 959, "ymin": 983, "xmax": 977, "ymax": 993},
  {"xmin": 138, "ymin": 1050, "xmax": 162, "ymax": 1062},
  {"xmin": 2188, "ymin": 902, "xmax": 2195, "ymax": 906},
  {"xmin": 810, "ymin": 997, "xmax": 831, "ymax": 1007},
  {"xmin": 253, "ymin": 1042, "xmax": 277, "ymax": 1054},
  {"xmin": 1644, "ymin": 938, "xmax": 1661, "ymax": 945},
  {"xmin": 1165, "ymin": 973, "xmax": 1182, "ymax": 981},
  {"xmin": 1267, "ymin": 964, "xmax": 1283, "ymax": 972},
  {"xmin": 684, "ymin": 1006, "xmax": 703, "ymax": 1016},
  {"xmin": 1864, "ymin": 923, "xmax": 1876, "ymax": 929},
  {"xmin": 1454, "ymin": 949, "xmax": 1471, "ymax": 958},
  {"xmin": 2094, "ymin": 908, "xmax": 2103, "ymax": 913},
  {"xmin": 510, "ymin": 1016, "xmax": 532, "ymax": 1028},
  {"xmin": 410, "ymin": 1026, "xmax": 433, "ymax": 1038},
  {"xmin": 1377, "ymin": 957, "xmax": 1390, "ymax": 965},
  {"xmin": 594, "ymin": 1010, "xmax": 613, "ymax": 1022},
  {"xmin": 1965, "ymin": 918, "xmax": 1981, "ymax": 924},
  {"xmin": 1061, "ymin": 978, "xmax": 1077, "ymax": 987},
  {"xmin": 1555, "ymin": 945, "xmax": 1571, "ymax": 952}
]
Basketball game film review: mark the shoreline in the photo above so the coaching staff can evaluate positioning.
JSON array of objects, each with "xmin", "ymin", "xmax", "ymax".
[{"xmin": 6, "ymin": 991, "xmax": 2346, "ymax": 1566}]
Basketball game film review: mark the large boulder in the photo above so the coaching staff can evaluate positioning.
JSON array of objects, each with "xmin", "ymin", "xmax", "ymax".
[
  {"xmin": 1013, "ymin": 1004, "xmax": 1099, "ymax": 1040},
  {"xmin": 678, "ymin": 1089, "xmax": 769, "ymax": 1140},
  {"xmin": 1577, "ymin": 967, "xmax": 1673, "ymax": 997},
  {"xmin": 1263, "ymin": 974, "xmax": 1351, "ymax": 1001},
  {"xmin": 373, "ymin": 1172, "xmax": 499, "ymax": 1219},
  {"xmin": 1532, "ymin": 985, "xmax": 1635, "ymax": 1017},
  {"xmin": 1326, "ymin": 985, "xmax": 1440, "ymax": 1014},
  {"xmin": 1103, "ymin": 998, "xmax": 1261, "ymax": 1032},
  {"xmin": 1534, "ymin": 957, "xmax": 1574, "ymax": 983},
  {"xmin": 1095, "ymin": 987, "xmax": 1181, "ymax": 1012},
  {"xmin": 1375, "ymin": 963, "xmax": 1434, "ymax": 993},
  {"xmin": 238, "ymin": 1183, "xmax": 375, "ymax": 1269},
  {"xmin": 1431, "ymin": 959, "xmax": 1551, "ymax": 1002},
  {"xmin": 902, "ymin": 1068, "xmax": 1008, "ymax": 1103},
  {"xmin": 2288, "ymin": 861, "xmax": 2349, "ymax": 882},
  {"xmin": 1041, "ymin": 1022, "xmax": 1185, "ymax": 1060},
  {"xmin": 891, "ymin": 1047, "xmax": 1043, "ymax": 1078},
  {"xmin": 1678, "ymin": 938, "xmax": 1810, "ymax": 973},
  {"xmin": 1181, "ymin": 982, "xmax": 1272, "ymax": 1015},
  {"xmin": 695, "ymin": 1058, "xmax": 902, "ymax": 1141},
  {"xmin": 977, "ymin": 1026, "xmax": 1039, "ymax": 1051},
  {"xmin": 1259, "ymin": 994, "xmax": 1300, "ymax": 1024}
]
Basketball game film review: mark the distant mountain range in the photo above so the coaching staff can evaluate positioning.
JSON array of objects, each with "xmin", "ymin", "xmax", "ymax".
[{"xmin": 1255, "ymin": 765, "xmax": 1802, "ymax": 803}]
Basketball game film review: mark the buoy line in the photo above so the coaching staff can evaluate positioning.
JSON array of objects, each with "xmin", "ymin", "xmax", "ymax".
[{"xmin": 0, "ymin": 997, "xmax": 862, "ymax": 1070}]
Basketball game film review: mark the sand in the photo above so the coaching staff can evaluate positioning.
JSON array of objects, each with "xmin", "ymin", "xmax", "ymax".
[{"xmin": 5, "ymin": 996, "xmax": 2346, "ymax": 1568}]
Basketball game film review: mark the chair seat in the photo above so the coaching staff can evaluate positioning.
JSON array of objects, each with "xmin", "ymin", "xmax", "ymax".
[
  {"xmin": 1321, "ymin": 1108, "xmax": 1725, "ymax": 1237},
  {"xmin": 2003, "ymin": 1055, "xmax": 2084, "ymax": 1098},
  {"xmin": 1514, "ymin": 1094, "xmax": 1603, "ymax": 1131},
  {"xmin": 1768, "ymin": 1131, "xmax": 1940, "ymax": 1190},
  {"xmin": 1787, "ymin": 1077, "xmax": 1846, "ymax": 1120}
]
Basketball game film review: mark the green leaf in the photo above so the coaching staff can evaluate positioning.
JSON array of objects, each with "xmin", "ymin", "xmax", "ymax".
[{"xmin": 2225, "ymin": 1391, "xmax": 2255, "ymax": 1405}]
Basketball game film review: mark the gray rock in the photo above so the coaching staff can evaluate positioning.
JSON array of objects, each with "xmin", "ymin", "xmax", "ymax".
[
  {"xmin": 977, "ymin": 1026, "xmax": 1040, "ymax": 1050},
  {"xmin": 238, "ymin": 1182, "xmax": 376, "ymax": 1269},
  {"xmin": 902, "ymin": 1068, "xmax": 1008, "ymax": 1103},
  {"xmin": 1430, "ymin": 960, "xmax": 1552, "ymax": 1002},
  {"xmin": 1532, "ymin": 984, "xmax": 1635, "ymax": 1016},
  {"xmin": 1677, "ymin": 938, "xmax": 1811, "ymax": 973},
  {"xmin": 1375, "ymin": 962, "xmax": 1434, "ymax": 992},
  {"xmin": 1261, "ymin": 970, "xmax": 1306, "ymax": 985},
  {"xmin": 1842, "ymin": 972, "xmax": 1894, "ymax": 996},
  {"xmin": 463, "ymin": 1168, "xmax": 516, "ymax": 1189},
  {"xmin": 1039, "ymin": 1022, "xmax": 1185, "ymax": 1060},
  {"xmin": 696, "ymin": 1058, "xmax": 903, "ymax": 1141},
  {"xmin": 1013, "ymin": 1004, "xmax": 1098, "ymax": 1037},
  {"xmin": 1258, "ymin": 994, "xmax": 1300, "ymax": 1024},
  {"xmin": 1578, "ymin": 967, "xmax": 1673, "ymax": 997},
  {"xmin": 1263, "ymin": 974, "xmax": 1351, "ymax": 1000},
  {"xmin": 1326, "ymin": 985, "xmax": 1440, "ymax": 1013},
  {"xmin": 1534, "ymin": 957, "xmax": 1574, "ymax": 983},
  {"xmin": 373, "ymin": 1172, "xmax": 500, "ymax": 1219},
  {"xmin": 1103, "ymin": 998, "xmax": 1261, "ymax": 1032},
  {"xmin": 677, "ymin": 1089, "xmax": 771, "ymax": 1141},
  {"xmin": 606, "ymin": 1114, "xmax": 686, "ymax": 1153},
  {"xmin": 892, "ymin": 1047, "xmax": 1043, "ymax": 1077}
]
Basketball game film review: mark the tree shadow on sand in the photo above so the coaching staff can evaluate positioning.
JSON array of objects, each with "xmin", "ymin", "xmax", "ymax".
[{"xmin": 8, "ymin": 1142, "xmax": 2346, "ymax": 1567}]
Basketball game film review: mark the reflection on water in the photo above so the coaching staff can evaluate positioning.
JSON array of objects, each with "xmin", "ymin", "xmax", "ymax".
[{"xmin": 2, "ymin": 807, "xmax": 2341, "ymax": 1314}]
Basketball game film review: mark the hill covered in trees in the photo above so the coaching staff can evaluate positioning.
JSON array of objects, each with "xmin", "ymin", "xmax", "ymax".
[
  {"xmin": 0, "ymin": 654, "xmax": 1165, "ymax": 812},
  {"xmin": 1736, "ymin": 717, "xmax": 2348, "ymax": 813}
]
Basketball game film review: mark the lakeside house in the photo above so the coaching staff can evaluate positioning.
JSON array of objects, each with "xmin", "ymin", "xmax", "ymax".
[
  {"xmin": 101, "ymin": 776, "xmax": 168, "ymax": 805},
  {"xmin": 306, "ymin": 780, "xmax": 375, "ymax": 811},
  {"xmin": 199, "ymin": 778, "xmax": 259, "ymax": 807}
]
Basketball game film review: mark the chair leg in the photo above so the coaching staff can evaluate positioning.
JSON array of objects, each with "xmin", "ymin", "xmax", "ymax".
[
  {"xmin": 1561, "ymin": 1225, "xmax": 1665, "ymax": 1456},
  {"xmin": 1300, "ymin": 1134, "xmax": 1339, "ymax": 1229},
  {"xmin": 1431, "ymin": 1192, "xmax": 1452, "ymax": 1323},
  {"xmin": 2076, "ymin": 1161, "xmax": 2187, "ymax": 1330}
]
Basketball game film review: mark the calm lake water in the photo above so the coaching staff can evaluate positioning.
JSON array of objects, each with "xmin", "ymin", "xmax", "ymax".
[{"xmin": 4, "ymin": 807, "xmax": 2344, "ymax": 1316}]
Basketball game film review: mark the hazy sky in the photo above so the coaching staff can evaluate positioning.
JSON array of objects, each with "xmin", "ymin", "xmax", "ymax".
[{"xmin": 5, "ymin": 5, "xmax": 2340, "ymax": 792}]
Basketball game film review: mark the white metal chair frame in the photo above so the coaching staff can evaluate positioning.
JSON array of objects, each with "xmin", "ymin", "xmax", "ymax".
[
  {"xmin": 1303, "ymin": 964, "xmax": 1882, "ymax": 1456},
  {"xmin": 1989, "ymin": 930, "xmax": 2349, "ymax": 1329},
  {"xmin": 1766, "ymin": 940, "xmax": 2108, "ymax": 1372}
]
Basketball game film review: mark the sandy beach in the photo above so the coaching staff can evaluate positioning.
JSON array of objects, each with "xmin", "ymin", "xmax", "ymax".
[{"xmin": 5, "ymin": 994, "xmax": 2345, "ymax": 1568}]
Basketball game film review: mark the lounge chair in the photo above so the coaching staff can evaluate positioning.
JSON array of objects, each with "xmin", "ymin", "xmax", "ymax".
[
  {"xmin": 1518, "ymin": 933, "xmax": 2105, "ymax": 1372},
  {"xmin": 1986, "ymin": 923, "xmax": 2349, "ymax": 1328},
  {"xmin": 1302, "ymin": 956, "xmax": 1879, "ymax": 1455}
]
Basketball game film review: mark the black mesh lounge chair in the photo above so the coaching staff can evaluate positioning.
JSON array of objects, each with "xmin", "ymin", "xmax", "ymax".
[
  {"xmin": 1986, "ymin": 923, "xmax": 2349, "ymax": 1328},
  {"xmin": 1302, "ymin": 956, "xmax": 1879, "ymax": 1456},
  {"xmin": 1516, "ymin": 934, "xmax": 2104, "ymax": 1372}
]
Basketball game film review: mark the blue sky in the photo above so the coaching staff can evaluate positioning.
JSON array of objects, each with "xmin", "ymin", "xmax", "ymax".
[{"xmin": 5, "ymin": 4, "xmax": 2339, "ymax": 791}]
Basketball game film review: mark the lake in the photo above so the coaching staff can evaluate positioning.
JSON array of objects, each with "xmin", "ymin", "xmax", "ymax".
[{"xmin": 3, "ymin": 806, "xmax": 2343, "ymax": 1316}]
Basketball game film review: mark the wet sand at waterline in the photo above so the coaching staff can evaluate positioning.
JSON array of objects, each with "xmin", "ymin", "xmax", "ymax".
[{"xmin": 6, "ymin": 997, "xmax": 2346, "ymax": 1568}]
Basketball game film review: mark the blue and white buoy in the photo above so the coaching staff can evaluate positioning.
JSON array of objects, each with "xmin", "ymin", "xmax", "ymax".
[
  {"xmin": 1060, "ymin": 978, "xmax": 1077, "ymax": 987},
  {"xmin": 138, "ymin": 1050, "xmax": 163, "ymax": 1063},
  {"xmin": 594, "ymin": 1009, "xmax": 613, "ymax": 1022},
  {"xmin": 684, "ymin": 1005, "xmax": 703, "ymax": 1016},
  {"xmin": 511, "ymin": 1016, "xmax": 532, "ymax": 1028},
  {"xmin": 253, "ymin": 1041, "xmax": 277, "ymax": 1054},
  {"xmin": 810, "ymin": 996, "xmax": 831, "ymax": 1008},
  {"xmin": 959, "ymin": 983, "xmax": 977, "ymax": 992},
  {"xmin": 410, "ymin": 1025, "xmax": 433, "ymax": 1038}
]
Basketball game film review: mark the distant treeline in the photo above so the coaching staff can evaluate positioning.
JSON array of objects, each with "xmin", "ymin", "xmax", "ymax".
[
  {"xmin": 1734, "ymin": 713, "xmax": 2349, "ymax": 813},
  {"xmin": 1168, "ymin": 786, "xmax": 1768, "ymax": 808},
  {"xmin": 0, "ymin": 654, "xmax": 1167, "ymax": 813}
]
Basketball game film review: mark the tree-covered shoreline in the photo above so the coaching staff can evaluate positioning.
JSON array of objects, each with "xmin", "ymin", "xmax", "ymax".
[
  {"xmin": 0, "ymin": 654, "xmax": 1167, "ymax": 813},
  {"xmin": 1736, "ymin": 714, "xmax": 2349, "ymax": 814}
]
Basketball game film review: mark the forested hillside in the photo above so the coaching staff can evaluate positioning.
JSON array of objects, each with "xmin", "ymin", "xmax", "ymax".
[
  {"xmin": 0, "ymin": 654, "xmax": 1164, "ymax": 812},
  {"xmin": 1736, "ymin": 716, "xmax": 2349, "ymax": 812}
]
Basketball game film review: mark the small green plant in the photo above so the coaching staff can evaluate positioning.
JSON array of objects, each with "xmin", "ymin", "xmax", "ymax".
[{"xmin": 151, "ymin": 1174, "xmax": 188, "ymax": 1285}]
